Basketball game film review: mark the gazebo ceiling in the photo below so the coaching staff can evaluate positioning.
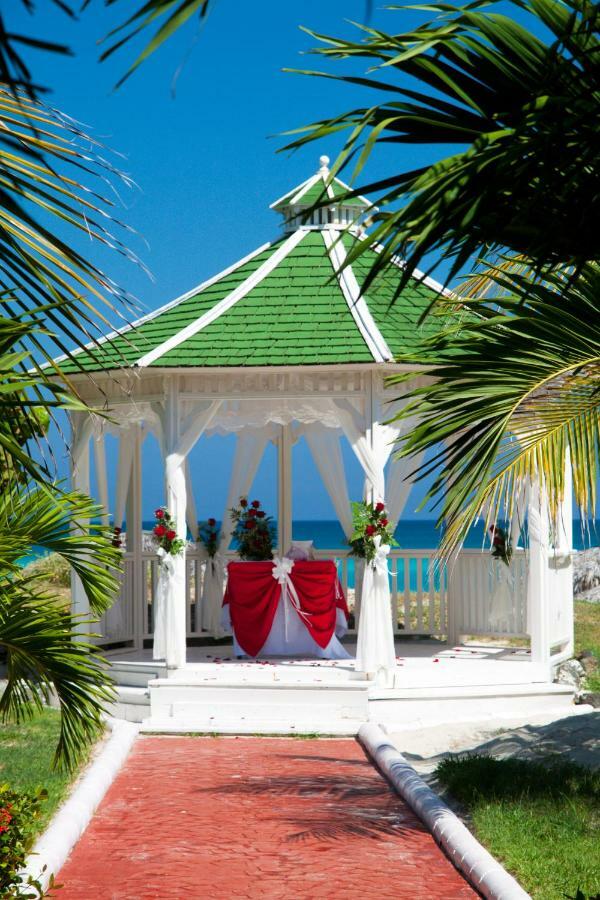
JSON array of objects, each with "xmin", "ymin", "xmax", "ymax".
[{"xmin": 57, "ymin": 156, "xmax": 447, "ymax": 374}]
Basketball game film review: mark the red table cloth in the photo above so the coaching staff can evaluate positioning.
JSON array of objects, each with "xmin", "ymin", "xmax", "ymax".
[{"xmin": 223, "ymin": 560, "xmax": 349, "ymax": 658}]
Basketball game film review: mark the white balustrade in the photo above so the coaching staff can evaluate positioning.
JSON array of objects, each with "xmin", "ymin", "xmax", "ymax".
[{"xmin": 96, "ymin": 545, "xmax": 533, "ymax": 647}]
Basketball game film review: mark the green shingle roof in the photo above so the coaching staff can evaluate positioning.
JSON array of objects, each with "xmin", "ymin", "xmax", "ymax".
[{"xmin": 56, "ymin": 160, "xmax": 448, "ymax": 374}]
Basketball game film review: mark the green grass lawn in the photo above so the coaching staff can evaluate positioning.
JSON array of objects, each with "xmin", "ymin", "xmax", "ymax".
[
  {"xmin": 436, "ymin": 755, "xmax": 600, "ymax": 900},
  {"xmin": 574, "ymin": 600, "xmax": 600, "ymax": 691},
  {"xmin": 0, "ymin": 707, "xmax": 93, "ymax": 835}
]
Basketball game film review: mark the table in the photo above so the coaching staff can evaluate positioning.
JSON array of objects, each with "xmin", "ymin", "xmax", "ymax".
[{"xmin": 222, "ymin": 559, "xmax": 350, "ymax": 659}]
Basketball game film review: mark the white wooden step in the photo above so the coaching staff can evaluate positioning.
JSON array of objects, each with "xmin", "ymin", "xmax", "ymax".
[{"xmin": 143, "ymin": 677, "xmax": 370, "ymax": 735}]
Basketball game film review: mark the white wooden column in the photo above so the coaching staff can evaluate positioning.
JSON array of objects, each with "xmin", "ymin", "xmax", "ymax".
[
  {"xmin": 528, "ymin": 476, "xmax": 550, "ymax": 676},
  {"xmin": 71, "ymin": 413, "xmax": 92, "ymax": 626},
  {"xmin": 93, "ymin": 431, "xmax": 110, "ymax": 524},
  {"xmin": 556, "ymin": 451, "xmax": 574, "ymax": 658},
  {"xmin": 364, "ymin": 370, "xmax": 375, "ymax": 503},
  {"xmin": 277, "ymin": 424, "xmax": 293, "ymax": 554},
  {"xmin": 163, "ymin": 377, "xmax": 188, "ymax": 669},
  {"xmin": 126, "ymin": 423, "xmax": 144, "ymax": 651}
]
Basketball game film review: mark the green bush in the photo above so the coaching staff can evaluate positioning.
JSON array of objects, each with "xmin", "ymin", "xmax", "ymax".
[
  {"xmin": 22, "ymin": 553, "xmax": 70, "ymax": 588},
  {"xmin": 0, "ymin": 784, "xmax": 50, "ymax": 898},
  {"xmin": 436, "ymin": 754, "xmax": 600, "ymax": 805}
]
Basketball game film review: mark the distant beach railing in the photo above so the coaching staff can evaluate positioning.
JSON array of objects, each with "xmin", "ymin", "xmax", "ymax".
[{"xmin": 95, "ymin": 546, "xmax": 529, "ymax": 647}]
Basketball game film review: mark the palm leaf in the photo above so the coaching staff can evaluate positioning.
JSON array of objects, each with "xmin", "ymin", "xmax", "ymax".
[
  {"xmin": 284, "ymin": 0, "xmax": 600, "ymax": 295},
  {"xmin": 0, "ymin": 487, "xmax": 121, "ymax": 616},
  {"xmin": 0, "ymin": 576, "xmax": 115, "ymax": 770},
  {"xmin": 391, "ymin": 263, "xmax": 600, "ymax": 557}
]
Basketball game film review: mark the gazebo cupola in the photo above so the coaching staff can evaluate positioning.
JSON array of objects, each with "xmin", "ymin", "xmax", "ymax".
[{"xmin": 270, "ymin": 155, "xmax": 373, "ymax": 234}]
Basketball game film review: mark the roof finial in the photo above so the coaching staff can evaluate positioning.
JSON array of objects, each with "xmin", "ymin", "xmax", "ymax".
[{"xmin": 319, "ymin": 154, "xmax": 330, "ymax": 173}]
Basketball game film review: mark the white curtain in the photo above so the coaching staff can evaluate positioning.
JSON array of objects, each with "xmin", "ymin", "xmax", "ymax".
[
  {"xmin": 114, "ymin": 429, "xmax": 134, "ymax": 530},
  {"xmin": 185, "ymin": 459, "xmax": 199, "ymax": 541},
  {"xmin": 203, "ymin": 428, "xmax": 272, "ymax": 637},
  {"xmin": 155, "ymin": 398, "xmax": 222, "ymax": 667},
  {"xmin": 356, "ymin": 539, "xmax": 397, "ymax": 683},
  {"xmin": 153, "ymin": 552, "xmax": 186, "ymax": 663},
  {"xmin": 303, "ymin": 423, "xmax": 353, "ymax": 538},
  {"xmin": 386, "ymin": 449, "xmax": 425, "ymax": 526},
  {"xmin": 335, "ymin": 399, "xmax": 386, "ymax": 500}
]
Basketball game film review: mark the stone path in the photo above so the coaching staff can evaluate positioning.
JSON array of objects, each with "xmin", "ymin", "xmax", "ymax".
[{"xmin": 54, "ymin": 736, "xmax": 474, "ymax": 899}]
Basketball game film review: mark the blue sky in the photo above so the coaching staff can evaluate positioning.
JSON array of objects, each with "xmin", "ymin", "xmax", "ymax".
[{"xmin": 10, "ymin": 1, "xmax": 471, "ymax": 522}]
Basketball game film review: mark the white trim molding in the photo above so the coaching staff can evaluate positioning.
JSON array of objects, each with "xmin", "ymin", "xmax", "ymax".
[
  {"xmin": 137, "ymin": 229, "xmax": 307, "ymax": 368},
  {"xmin": 47, "ymin": 242, "xmax": 272, "ymax": 370},
  {"xmin": 323, "ymin": 229, "xmax": 393, "ymax": 364}
]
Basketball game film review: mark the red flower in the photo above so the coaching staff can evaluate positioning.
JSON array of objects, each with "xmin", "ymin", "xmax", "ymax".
[
  {"xmin": 207, "ymin": 518, "xmax": 216, "ymax": 527},
  {"xmin": 256, "ymin": 510, "xmax": 266, "ymax": 518},
  {"xmin": 248, "ymin": 508, "xmax": 257, "ymax": 517},
  {"xmin": 155, "ymin": 508, "xmax": 165, "ymax": 519},
  {"xmin": 114, "ymin": 526, "xmax": 122, "ymax": 534},
  {"xmin": 365, "ymin": 524, "xmax": 376, "ymax": 536},
  {"xmin": 154, "ymin": 524, "xmax": 166, "ymax": 537},
  {"xmin": 251, "ymin": 500, "xmax": 260, "ymax": 508},
  {"xmin": 375, "ymin": 502, "xmax": 385, "ymax": 513},
  {"xmin": 166, "ymin": 529, "xmax": 176, "ymax": 541},
  {"xmin": 380, "ymin": 518, "xmax": 389, "ymax": 527},
  {"xmin": 245, "ymin": 519, "xmax": 256, "ymax": 529},
  {"xmin": 240, "ymin": 498, "xmax": 248, "ymax": 507}
]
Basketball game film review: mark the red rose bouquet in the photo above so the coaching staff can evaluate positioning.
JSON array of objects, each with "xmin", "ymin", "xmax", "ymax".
[
  {"xmin": 230, "ymin": 497, "xmax": 276, "ymax": 561},
  {"xmin": 489, "ymin": 524, "xmax": 512, "ymax": 567},
  {"xmin": 198, "ymin": 517, "xmax": 220, "ymax": 557},
  {"xmin": 152, "ymin": 507, "xmax": 185, "ymax": 556},
  {"xmin": 349, "ymin": 500, "xmax": 397, "ymax": 563}
]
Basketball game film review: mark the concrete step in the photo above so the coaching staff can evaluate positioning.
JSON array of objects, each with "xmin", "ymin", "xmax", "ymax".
[
  {"xmin": 144, "ymin": 677, "xmax": 370, "ymax": 735},
  {"xmin": 105, "ymin": 685, "xmax": 150, "ymax": 724},
  {"xmin": 106, "ymin": 660, "xmax": 166, "ymax": 688},
  {"xmin": 370, "ymin": 682, "xmax": 577, "ymax": 731}
]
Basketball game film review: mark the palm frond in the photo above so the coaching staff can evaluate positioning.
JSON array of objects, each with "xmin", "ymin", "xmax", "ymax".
[
  {"xmin": 0, "ymin": 576, "xmax": 115, "ymax": 770},
  {"xmin": 0, "ymin": 487, "xmax": 121, "ymax": 616},
  {"xmin": 99, "ymin": 0, "xmax": 212, "ymax": 88},
  {"xmin": 391, "ymin": 263, "xmax": 600, "ymax": 556},
  {"xmin": 284, "ymin": 0, "xmax": 600, "ymax": 294}
]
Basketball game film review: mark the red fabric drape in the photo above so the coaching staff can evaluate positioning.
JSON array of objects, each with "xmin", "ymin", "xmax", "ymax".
[{"xmin": 224, "ymin": 560, "xmax": 347, "ymax": 658}]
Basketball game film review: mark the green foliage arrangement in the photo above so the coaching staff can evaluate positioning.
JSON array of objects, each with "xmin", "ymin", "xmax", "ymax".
[
  {"xmin": 230, "ymin": 498, "xmax": 276, "ymax": 562},
  {"xmin": 0, "ymin": 783, "xmax": 53, "ymax": 899},
  {"xmin": 489, "ymin": 525, "xmax": 512, "ymax": 568},
  {"xmin": 198, "ymin": 518, "xmax": 220, "ymax": 558},
  {"xmin": 349, "ymin": 501, "xmax": 397, "ymax": 564}
]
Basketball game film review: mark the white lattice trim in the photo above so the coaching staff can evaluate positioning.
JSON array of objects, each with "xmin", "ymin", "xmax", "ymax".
[{"xmin": 322, "ymin": 229, "xmax": 392, "ymax": 363}]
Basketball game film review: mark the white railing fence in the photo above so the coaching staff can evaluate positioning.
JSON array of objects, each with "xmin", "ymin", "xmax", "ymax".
[
  {"xmin": 94, "ymin": 546, "xmax": 539, "ymax": 648},
  {"xmin": 448, "ymin": 550, "xmax": 528, "ymax": 643}
]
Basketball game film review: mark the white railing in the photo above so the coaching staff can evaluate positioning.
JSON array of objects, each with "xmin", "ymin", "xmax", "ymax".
[
  {"xmin": 448, "ymin": 549, "xmax": 528, "ymax": 640},
  {"xmin": 96, "ymin": 546, "xmax": 533, "ymax": 647}
]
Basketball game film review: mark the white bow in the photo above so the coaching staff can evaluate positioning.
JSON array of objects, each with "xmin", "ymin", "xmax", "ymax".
[
  {"xmin": 271, "ymin": 556, "xmax": 309, "ymax": 639},
  {"xmin": 272, "ymin": 556, "xmax": 294, "ymax": 584},
  {"xmin": 157, "ymin": 546, "xmax": 175, "ymax": 574},
  {"xmin": 372, "ymin": 534, "xmax": 391, "ymax": 576}
]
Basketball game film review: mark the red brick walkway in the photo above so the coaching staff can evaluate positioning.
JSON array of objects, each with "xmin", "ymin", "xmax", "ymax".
[{"xmin": 55, "ymin": 737, "xmax": 475, "ymax": 899}]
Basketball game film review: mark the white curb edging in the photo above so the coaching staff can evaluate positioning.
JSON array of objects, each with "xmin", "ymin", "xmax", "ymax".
[
  {"xmin": 21, "ymin": 718, "xmax": 139, "ymax": 892},
  {"xmin": 358, "ymin": 723, "xmax": 531, "ymax": 900}
]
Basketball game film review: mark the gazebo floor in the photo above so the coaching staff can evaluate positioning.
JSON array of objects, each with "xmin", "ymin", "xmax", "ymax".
[{"xmin": 104, "ymin": 640, "xmax": 576, "ymax": 735}]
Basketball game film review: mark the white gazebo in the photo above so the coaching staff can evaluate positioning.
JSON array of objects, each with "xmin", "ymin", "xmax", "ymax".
[{"xmin": 60, "ymin": 157, "xmax": 575, "ymax": 732}]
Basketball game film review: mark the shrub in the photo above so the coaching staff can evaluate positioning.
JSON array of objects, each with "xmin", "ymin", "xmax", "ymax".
[
  {"xmin": 22, "ymin": 553, "xmax": 70, "ymax": 589},
  {"xmin": 436, "ymin": 754, "xmax": 600, "ymax": 805},
  {"xmin": 0, "ymin": 784, "xmax": 51, "ymax": 898}
]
